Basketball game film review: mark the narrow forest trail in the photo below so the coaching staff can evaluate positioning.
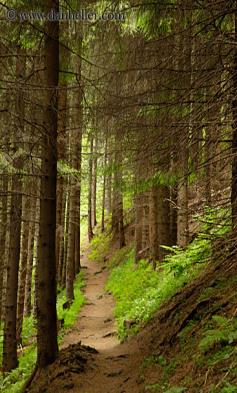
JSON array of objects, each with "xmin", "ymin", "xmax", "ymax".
[{"xmin": 61, "ymin": 249, "xmax": 144, "ymax": 393}]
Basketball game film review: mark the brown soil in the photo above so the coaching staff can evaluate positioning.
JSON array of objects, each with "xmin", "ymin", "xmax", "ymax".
[
  {"xmin": 26, "ymin": 249, "xmax": 145, "ymax": 393},
  {"xmin": 26, "ymin": 235, "xmax": 237, "ymax": 393},
  {"xmin": 61, "ymin": 249, "xmax": 144, "ymax": 393}
]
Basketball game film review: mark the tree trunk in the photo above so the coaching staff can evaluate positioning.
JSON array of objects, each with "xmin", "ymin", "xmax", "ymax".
[
  {"xmin": 92, "ymin": 135, "xmax": 98, "ymax": 228},
  {"xmin": 101, "ymin": 136, "xmax": 108, "ymax": 233},
  {"xmin": 56, "ymin": 84, "xmax": 67, "ymax": 277},
  {"xmin": 57, "ymin": 184, "xmax": 67, "ymax": 286},
  {"xmin": 74, "ymin": 33, "xmax": 83, "ymax": 275},
  {"xmin": 24, "ymin": 211, "xmax": 36, "ymax": 317},
  {"xmin": 62, "ymin": 188, "xmax": 69, "ymax": 287},
  {"xmin": 134, "ymin": 193, "xmax": 143, "ymax": 263},
  {"xmin": 36, "ymin": 0, "xmax": 59, "ymax": 368},
  {"xmin": 0, "ymin": 176, "xmax": 8, "ymax": 324},
  {"xmin": 149, "ymin": 186, "xmax": 159, "ymax": 267},
  {"xmin": 3, "ymin": 162, "xmax": 23, "ymax": 371},
  {"xmin": 3, "ymin": 46, "xmax": 25, "ymax": 372},
  {"xmin": 232, "ymin": 9, "xmax": 237, "ymax": 227},
  {"xmin": 105, "ymin": 150, "xmax": 112, "ymax": 214},
  {"xmin": 112, "ymin": 130, "xmax": 125, "ymax": 248},
  {"xmin": 170, "ymin": 186, "xmax": 177, "ymax": 246},
  {"xmin": 66, "ymin": 181, "xmax": 75, "ymax": 301},
  {"xmin": 56, "ymin": 21, "xmax": 69, "ymax": 278},
  {"xmin": 88, "ymin": 135, "xmax": 94, "ymax": 241},
  {"xmin": 16, "ymin": 192, "xmax": 31, "ymax": 344},
  {"xmin": 157, "ymin": 186, "xmax": 170, "ymax": 261}
]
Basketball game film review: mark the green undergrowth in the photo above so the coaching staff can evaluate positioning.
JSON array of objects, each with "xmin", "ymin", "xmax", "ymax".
[
  {"xmin": 0, "ymin": 272, "xmax": 85, "ymax": 393},
  {"xmin": 142, "ymin": 313, "xmax": 237, "ymax": 392},
  {"xmin": 141, "ymin": 266, "xmax": 237, "ymax": 392},
  {"xmin": 106, "ymin": 207, "xmax": 230, "ymax": 340},
  {"xmin": 88, "ymin": 230, "xmax": 112, "ymax": 263},
  {"xmin": 142, "ymin": 354, "xmax": 184, "ymax": 393},
  {"xmin": 57, "ymin": 272, "xmax": 85, "ymax": 330},
  {"xmin": 106, "ymin": 234, "xmax": 210, "ymax": 340}
]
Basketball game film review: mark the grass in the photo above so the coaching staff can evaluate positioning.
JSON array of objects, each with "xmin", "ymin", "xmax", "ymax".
[
  {"xmin": 106, "ymin": 234, "xmax": 210, "ymax": 340},
  {"xmin": 0, "ymin": 272, "xmax": 85, "ymax": 393},
  {"xmin": 88, "ymin": 230, "xmax": 112, "ymax": 263},
  {"xmin": 57, "ymin": 272, "xmax": 85, "ymax": 330},
  {"xmin": 106, "ymin": 207, "xmax": 231, "ymax": 340},
  {"xmin": 144, "ymin": 357, "xmax": 185, "ymax": 393}
]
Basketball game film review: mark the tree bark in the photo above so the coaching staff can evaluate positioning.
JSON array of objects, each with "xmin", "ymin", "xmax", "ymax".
[
  {"xmin": 24, "ymin": 209, "xmax": 36, "ymax": 317},
  {"xmin": 92, "ymin": 135, "xmax": 98, "ymax": 228},
  {"xmin": 134, "ymin": 193, "xmax": 143, "ymax": 263},
  {"xmin": 16, "ymin": 192, "xmax": 31, "ymax": 344},
  {"xmin": 3, "ymin": 46, "xmax": 25, "ymax": 372},
  {"xmin": 74, "ymin": 32, "xmax": 83, "ymax": 275},
  {"xmin": 170, "ymin": 186, "xmax": 177, "ymax": 246},
  {"xmin": 36, "ymin": 0, "xmax": 59, "ymax": 368},
  {"xmin": 149, "ymin": 186, "xmax": 159, "ymax": 267},
  {"xmin": 157, "ymin": 186, "xmax": 170, "ymax": 262},
  {"xmin": 101, "ymin": 136, "xmax": 108, "ymax": 233},
  {"xmin": 57, "ymin": 184, "xmax": 67, "ymax": 286},
  {"xmin": 231, "ymin": 9, "xmax": 237, "ymax": 227},
  {"xmin": 88, "ymin": 135, "xmax": 94, "ymax": 241},
  {"xmin": 3, "ymin": 160, "xmax": 23, "ymax": 371},
  {"xmin": 0, "ymin": 176, "xmax": 8, "ymax": 324}
]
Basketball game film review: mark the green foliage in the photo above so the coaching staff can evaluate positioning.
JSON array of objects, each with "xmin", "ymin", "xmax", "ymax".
[
  {"xmin": 199, "ymin": 316, "xmax": 237, "ymax": 354},
  {"xmin": 108, "ymin": 246, "xmax": 132, "ymax": 269},
  {"xmin": 220, "ymin": 382, "xmax": 237, "ymax": 393},
  {"xmin": 145, "ymin": 383, "xmax": 162, "ymax": 392},
  {"xmin": 57, "ymin": 272, "xmax": 85, "ymax": 329},
  {"xmin": 142, "ymin": 354, "xmax": 183, "ymax": 393},
  {"xmin": 0, "ymin": 345, "xmax": 37, "ymax": 393},
  {"xmin": 145, "ymin": 383, "xmax": 185, "ymax": 393},
  {"xmin": 107, "ymin": 234, "xmax": 208, "ymax": 339},
  {"xmin": 0, "ymin": 273, "xmax": 85, "ymax": 392},
  {"xmin": 88, "ymin": 231, "xmax": 112, "ymax": 263},
  {"xmin": 57, "ymin": 160, "xmax": 81, "ymax": 179},
  {"xmin": 141, "ymin": 354, "xmax": 166, "ymax": 370},
  {"xmin": 210, "ymin": 382, "xmax": 237, "ymax": 393},
  {"xmin": 194, "ymin": 207, "xmax": 231, "ymax": 237},
  {"xmin": 21, "ymin": 316, "xmax": 36, "ymax": 347},
  {"xmin": 134, "ymin": 1, "xmax": 177, "ymax": 38},
  {"xmin": 161, "ymin": 234, "xmax": 210, "ymax": 276},
  {"xmin": 163, "ymin": 387, "xmax": 186, "ymax": 393},
  {"xmin": 134, "ymin": 170, "xmax": 178, "ymax": 195}
]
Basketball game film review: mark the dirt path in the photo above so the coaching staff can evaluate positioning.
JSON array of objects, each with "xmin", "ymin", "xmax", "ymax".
[{"xmin": 61, "ymin": 250, "xmax": 144, "ymax": 393}]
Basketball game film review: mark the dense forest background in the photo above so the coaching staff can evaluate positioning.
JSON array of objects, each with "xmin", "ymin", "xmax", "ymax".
[{"xmin": 0, "ymin": 0, "xmax": 237, "ymax": 392}]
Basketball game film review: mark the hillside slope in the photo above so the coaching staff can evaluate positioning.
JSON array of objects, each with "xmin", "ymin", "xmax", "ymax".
[{"xmin": 25, "ymin": 235, "xmax": 237, "ymax": 393}]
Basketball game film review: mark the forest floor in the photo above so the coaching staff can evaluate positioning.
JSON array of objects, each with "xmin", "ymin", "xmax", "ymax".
[
  {"xmin": 26, "ymin": 249, "xmax": 145, "ymax": 393},
  {"xmin": 60, "ymin": 249, "xmax": 144, "ymax": 393},
  {"xmin": 26, "ymin": 238, "xmax": 237, "ymax": 393}
]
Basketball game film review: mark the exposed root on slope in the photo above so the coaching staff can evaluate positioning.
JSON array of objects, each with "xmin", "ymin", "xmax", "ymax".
[
  {"xmin": 135, "ymin": 248, "xmax": 237, "ymax": 392},
  {"xmin": 24, "ymin": 343, "xmax": 98, "ymax": 393}
]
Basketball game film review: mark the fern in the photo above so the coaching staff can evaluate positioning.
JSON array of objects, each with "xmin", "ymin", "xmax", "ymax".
[
  {"xmin": 199, "ymin": 316, "xmax": 237, "ymax": 353},
  {"xmin": 164, "ymin": 387, "xmax": 186, "ymax": 393}
]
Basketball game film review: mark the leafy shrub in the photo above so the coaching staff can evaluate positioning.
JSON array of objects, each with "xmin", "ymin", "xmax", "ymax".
[
  {"xmin": 199, "ymin": 316, "xmax": 237, "ymax": 353},
  {"xmin": 220, "ymin": 382, "xmax": 237, "ymax": 393},
  {"xmin": 0, "ymin": 273, "xmax": 85, "ymax": 392},
  {"xmin": 107, "ymin": 233, "xmax": 210, "ymax": 339},
  {"xmin": 0, "ymin": 345, "xmax": 37, "ymax": 393},
  {"xmin": 57, "ymin": 272, "xmax": 85, "ymax": 329},
  {"xmin": 145, "ymin": 383, "xmax": 186, "ymax": 393},
  {"xmin": 108, "ymin": 246, "xmax": 132, "ymax": 269},
  {"xmin": 163, "ymin": 387, "xmax": 186, "ymax": 393},
  {"xmin": 88, "ymin": 231, "xmax": 112, "ymax": 263},
  {"xmin": 141, "ymin": 354, "xmax": 166, "ymax": 370}
]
